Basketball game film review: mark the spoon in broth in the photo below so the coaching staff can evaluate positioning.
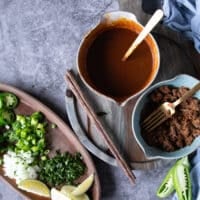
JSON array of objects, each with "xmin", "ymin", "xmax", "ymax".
[{"xmin": 122, "ymin": 9, "xmax": 164, "ymax": 61}]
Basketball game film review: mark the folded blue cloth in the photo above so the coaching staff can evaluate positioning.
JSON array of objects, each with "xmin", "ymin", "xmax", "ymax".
[
  {"xmin": 141, "ymin": 0, "xmax": 200, "ymax": 52},
  {"xmin": 163, "ymin": 0, "xmax": 200, "ymax": 53},
  {"xmin": 172, "ymin": 148, "xmax": 200, "ymax": 200}
]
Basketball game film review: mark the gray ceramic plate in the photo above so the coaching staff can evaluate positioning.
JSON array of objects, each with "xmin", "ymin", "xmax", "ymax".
[{"xmin": 65, "ymin": 89, "xmax": 171, "ymax": 170}]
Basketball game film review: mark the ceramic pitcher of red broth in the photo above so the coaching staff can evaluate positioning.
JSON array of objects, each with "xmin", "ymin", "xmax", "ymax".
[{"xmin": 77, "ymin": 11, "xmax": 160, "ymax": 106}]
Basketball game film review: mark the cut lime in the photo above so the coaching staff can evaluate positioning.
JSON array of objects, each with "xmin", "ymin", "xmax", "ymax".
[
  {"xmin": 61, "ymin": 185, "xmax": 76, "ymax": 195},
  {"xmin": 72, "ymin": 174, "xmax": 94, "ymax": 196},
  {"xmin": 60, "ymin": 186, "xmax": 75, "ymax": 199},
  {"xmin": 18, "ymin": 179, "xmax": 50, "ymax": 198},
  {"xmin": 61, "ymin": 185, "xmax": 90, "ymax": 200},
  {"xmin": 71, "ymin": 194, "xmax": 89, "ymax": 200},
  {"xmin": 51, "ymin": 188, "xmax": 71, "ymax": 200}
]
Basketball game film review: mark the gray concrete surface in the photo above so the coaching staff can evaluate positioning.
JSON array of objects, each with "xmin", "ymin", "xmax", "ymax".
[{"xmin": 0, "ymin": 0, "xmax": 173, "ymax": 199}]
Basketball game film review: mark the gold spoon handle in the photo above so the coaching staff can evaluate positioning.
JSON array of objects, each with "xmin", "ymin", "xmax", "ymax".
[
  {"xmin": 122, "ymin": 9, "xmax": 164, "ymax": 61},
  {"xmin": 173, "ymin": 82, "xmax": 200, "ymax": 107}
]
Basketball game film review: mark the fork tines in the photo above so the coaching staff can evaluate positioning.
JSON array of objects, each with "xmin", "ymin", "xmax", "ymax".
[{"xmin": 142, "ymin": 107, "xmax": 168, "ymax": 132}]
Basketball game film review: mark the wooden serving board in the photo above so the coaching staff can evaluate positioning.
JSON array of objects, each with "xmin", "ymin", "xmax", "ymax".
[
  {"xmin": 0, "ymin": 84, "xmax": 101, "ymax": 200},
  {"xmin": 65, "ymin": 0, "xmax": 200, "ymax": 169},
  {"xmin": 65, "ymin": 29, "xmax": 199, "ymax": 170}
]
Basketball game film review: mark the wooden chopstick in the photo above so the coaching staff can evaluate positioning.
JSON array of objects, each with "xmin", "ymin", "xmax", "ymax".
[{"xmin": 65, "ymin": 70, "xmax": 136, "ymax": 185}]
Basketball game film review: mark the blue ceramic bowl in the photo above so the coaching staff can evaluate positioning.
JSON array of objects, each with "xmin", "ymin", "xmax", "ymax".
[{"xmin": 132, "ymin": 74, "xmax": 200, "ymax": 160}]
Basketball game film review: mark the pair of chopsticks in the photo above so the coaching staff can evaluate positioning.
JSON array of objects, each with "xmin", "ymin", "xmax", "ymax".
[{"xmin": 65, "ymin": 70, "xmax": 136, "ymax": 185}]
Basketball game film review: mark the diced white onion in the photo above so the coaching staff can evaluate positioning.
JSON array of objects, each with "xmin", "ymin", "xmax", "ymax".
[{"xmin": 3, "ymin": 151, "xmax": 40, "ymax": 184}]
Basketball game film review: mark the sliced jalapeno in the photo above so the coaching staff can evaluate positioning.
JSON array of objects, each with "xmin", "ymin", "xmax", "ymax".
[
  {"xmin": 157, "ymin": 166, "xmax": 175, "ymax": 198},
  {"xmin": 0, "ymin": 109, "xmax": 15, "ymax": 125},
  {"xmin": 0, "ymin": 92, "xmax": 18, "ymax": 109},
  {"xmin": 176, "ymin": 156, "xmax": 190, "ymax": 168},
  {"xmin": 157, "ymin": 157, "xmax": 192, "ymax": 200},
  {"xmin": 0, "ymin": 97, "xmax": 3, "ymax": 109},
  {"xmin": 173, "ymin": 164, "xmax": 191, "ymax": 200}
]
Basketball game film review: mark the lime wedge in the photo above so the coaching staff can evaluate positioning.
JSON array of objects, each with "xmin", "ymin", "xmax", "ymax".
[
  {"xmin": 18, "ymin": 179, "xmax": 50, "ymax": 198},
  {"xmin": 60, "ymin": 186, "xmax": 75, "ymax": 199},
  {"xmin": 72, "ymin": 174, "xmax": 94, "ymax": 196},
  {"xmin": 51, "ymin": 188, "xmax": 71, "ymax": 200},
  {"xmin": 61, "ymin": 185, "xmax": 76, "ymax": 195},
  {"xmin": 61, "ymin": 185, "xmax": 90, "ymax": 200}
]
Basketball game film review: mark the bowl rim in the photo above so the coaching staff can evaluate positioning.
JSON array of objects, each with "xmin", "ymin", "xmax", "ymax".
[{"xmin": 132, "ymin": 74, "xmax": 200, "ymax": 160}]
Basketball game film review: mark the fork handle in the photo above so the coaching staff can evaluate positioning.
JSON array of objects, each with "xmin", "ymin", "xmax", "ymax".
[{"xmin": 173, "ymin": 82, "xmax": 200, "ymax": 107}]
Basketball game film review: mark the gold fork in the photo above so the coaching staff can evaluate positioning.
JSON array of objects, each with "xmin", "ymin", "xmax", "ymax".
[{"xmin": 142, "ymin": 82, "xmax": 200, "ymax": 132}]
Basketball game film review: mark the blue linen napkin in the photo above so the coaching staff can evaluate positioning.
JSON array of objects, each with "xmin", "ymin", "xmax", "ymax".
[
  {"xmin": 142, "ymin": 0, "xmax": 200, "ymax": 53},
  {"xmin": 172, "ymin": 148, "xmax": 200, "ymax": 200},
  {"xmin": 163, "ymin": 0, "xmax": 200, "ymax": 53}
]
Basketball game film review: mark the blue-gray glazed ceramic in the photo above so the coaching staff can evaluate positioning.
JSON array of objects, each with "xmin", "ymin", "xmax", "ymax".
[{"xmin": 132, "ymin": 74, "xmax": 200, "ymax": 160}]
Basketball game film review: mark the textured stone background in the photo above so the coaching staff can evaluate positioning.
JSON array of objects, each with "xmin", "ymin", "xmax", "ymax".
[{"xmin": 0, "ymin": 0, "xmax": 173, "ymax": 199}]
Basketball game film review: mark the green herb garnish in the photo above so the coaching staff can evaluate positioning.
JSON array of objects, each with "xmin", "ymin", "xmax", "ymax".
[{"xmin": 39, "ymin": 152, "xmax": 86, "ymax": 187}]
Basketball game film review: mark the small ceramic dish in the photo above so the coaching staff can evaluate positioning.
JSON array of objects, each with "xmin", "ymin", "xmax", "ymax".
[{"xmin": 132, "ymin": 74, "xmax": 200, "ymax": 160}]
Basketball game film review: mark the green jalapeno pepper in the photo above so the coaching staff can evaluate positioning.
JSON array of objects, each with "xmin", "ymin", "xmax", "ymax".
[
  {"xmin": 173, "ymin": 164, "xmax": 191, "ymax": 200},
  {"xmin": 0, "ymin": 97, "xmax": 3, "ymax": 109},
  {"xmin": 0, "ymin": 92, "xmax": 18, "ymax": 109},
  {"xmin": 157, "ymin": 156, "xmax": 192, "ymax": 200},
  {"xmin": 157, "ymin": 166, "xmax": 175, "ymax": 198},
  {"xmin": 0, "ymin": 109, "xmax": 15, "ymax": 125},
  {"xmin": 176, "ymin": 156, "xmax": 190, "ymax": 168}
]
